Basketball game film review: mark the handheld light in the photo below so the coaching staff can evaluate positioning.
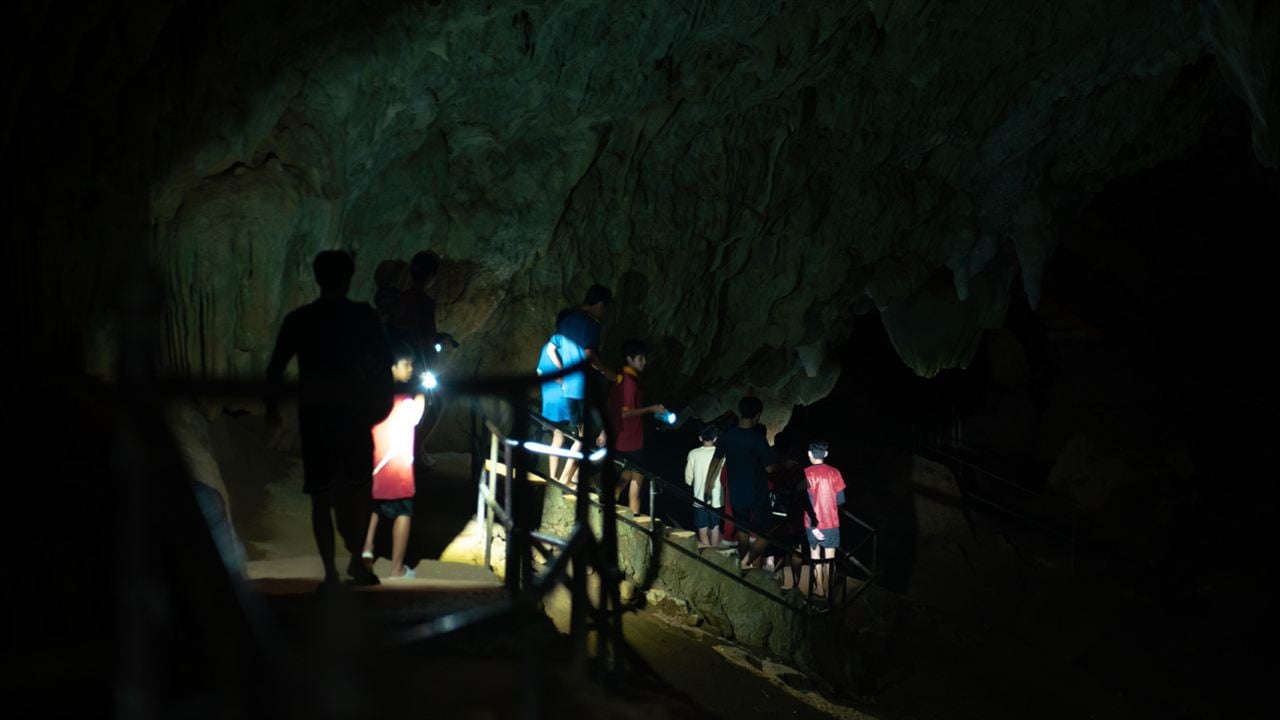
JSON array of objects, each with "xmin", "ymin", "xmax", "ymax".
[
  {"xmin": 420, "ymin": 371, "xmax": 439, "ymax": 390},
  {"xmin": 522, "ymin": 441, "xmax": 584, "ymax": 460}
]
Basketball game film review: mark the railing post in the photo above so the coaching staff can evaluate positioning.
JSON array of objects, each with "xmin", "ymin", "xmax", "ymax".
[
  {"xmin": 648, "ymin": 472, "xmax": 656, "ymax": 528},
  {"xmin": 473, "ymin": 400, "xmax": 484, "ymax": 529},
  {"xmin": 503, "ymin": 434, "xmax": 518, "ymax": 594},
  {"xmin": 570, "ymin": 425, "xmax": 592, "ymax": 675},
  {"xmin": 485, "ymin": 431, "xmax": 499, "ymax": 572}
]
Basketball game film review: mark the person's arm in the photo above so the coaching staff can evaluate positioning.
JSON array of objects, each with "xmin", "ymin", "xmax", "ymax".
[
  {"xmin": 544, "ymin": 340, "xmax": 565, "ymax": 383},
  {"xmin": 620, "ymin": 403, "xmax": 665, "ymax": 418},
  {"xmin": 760, "ymin": 436, "xmax": 781, "ymax": 474},
  {"xmin": 803, "ymin": 483, "xmax": 821, "ymax": 529},
  {"xmin": 703, "ymin": 445, "xmax": 724, "ymax": 501},
  {"xmin": 684, "ymin": 455, "xmax": 695, "ymax": 487},
  {"xmin": 584, "ymin": 348, "xmax": 617, "ymax": 383},
  {"xmin": 618, "ymin": 376, "xmax": 662, "ymax": 418},
  {"xmin": 264, "ymin": 313, "xmax": 298, "ymax": 424}
]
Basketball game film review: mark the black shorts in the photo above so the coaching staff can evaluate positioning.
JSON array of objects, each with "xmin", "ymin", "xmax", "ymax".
[
  {"xmin": 616, "ymin": 448, "xmax": 648, "ymax": 473},
  {"xmin": 375, "ymin": 498, "xmax": 414, "ymax": 519}
]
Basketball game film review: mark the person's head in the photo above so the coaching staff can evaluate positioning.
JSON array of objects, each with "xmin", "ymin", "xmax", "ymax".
[
  {"xmin": 409, "ymin": 251, "xmax": 441, "ymax": 287},
  {"xmin": 738, "ymin": 396, "xmax": 764, "ymax": 424},
  {"xmin": 374, "ymin": 259, "xmax": 408, "ymax": 290},
  {"xmin": 583, "ymin": 284, "xmax": 611, "ymax": 319},
  {"xmin": 621, "ymin": 338, "xmax": 647, "ymax": 372},
  {"xmin": 808, "ymin": 440, "xmax": 829, "ymax": 464},
  {"xmin": 313, "ymin": 250, "xmax": 355, "ymax": 295},
  {"xmin": 390, "ymin": 342, "xmax": 415, "ymax": 383},
  {"xmin": 698, "ymin": 423, "xmax": 719, "ymax": 446}
]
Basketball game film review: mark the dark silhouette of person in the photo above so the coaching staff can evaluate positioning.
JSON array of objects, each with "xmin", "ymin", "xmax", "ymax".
[
  {"xmin": 387, "ymin": 250, "xmax": 456, "ymax": 465},
  {"xmin": 265, "ymin": 250, "xmax": 392, "ymax": 589}
]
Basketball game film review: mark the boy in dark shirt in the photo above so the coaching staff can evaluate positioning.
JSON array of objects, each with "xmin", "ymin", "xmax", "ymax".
[{"xmin": 710, "ymin": 397, "xmax": 782, "ymax": 571}]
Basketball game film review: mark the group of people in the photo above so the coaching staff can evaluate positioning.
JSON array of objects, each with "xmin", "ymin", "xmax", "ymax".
[
  {"xmin": 681, "ymin": 400, "xmax": 847, "ymax": 596},
  {"xmin": 531, "ymin": 285, "xmax": 849, "ymax": 597},
  {"xmin": 265, "ymin": 250, "xmax": 452, "ymax": 588},
  {"xmin": 535, "ymin": 285, "xmax": 669, "ymax": 514},
  {"xmin": 267, "ymin": 251, "xmax": 848, "ymax": 595}
]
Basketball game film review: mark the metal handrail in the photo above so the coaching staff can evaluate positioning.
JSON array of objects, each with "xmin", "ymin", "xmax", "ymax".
[{"xmin": 523, "ymin": 409, "xmax": 878, "ymax": 615}]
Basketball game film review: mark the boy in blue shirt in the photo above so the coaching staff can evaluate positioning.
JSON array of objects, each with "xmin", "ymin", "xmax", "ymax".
[
  {"xmin": 554, "ymin": 285, "xmax": 617, "ymax": 485},
  {"xmin": 537, "ymin": 310, "xmax": 583, "ymax": 481}
]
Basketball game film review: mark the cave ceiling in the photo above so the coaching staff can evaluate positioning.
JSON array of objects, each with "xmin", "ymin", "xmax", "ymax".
[{"xmin": 8, "ymin": 0, "xmax": 1276, "ymax": 431}]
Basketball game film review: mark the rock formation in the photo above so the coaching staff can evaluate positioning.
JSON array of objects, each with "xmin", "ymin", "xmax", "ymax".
[{"xmin": 7, "ymin": 0, "xmax": 1277, "ymax": 439}]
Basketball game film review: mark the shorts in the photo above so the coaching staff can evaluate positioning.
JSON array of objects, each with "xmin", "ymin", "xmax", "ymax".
[
  {"xmin": 563, "ymin": 399, "xmax": 583, "ymax": 429},
  {"xmin": 807, "ymin": 527, "xmax": 841, "ymax": 549},
  {"xmin": 542, "ymin": 385, "xmax": 570, "ymax": 423},
  {"xmin": 546, "ymin": 398, "xmax": 584, "ymax": 432},
  {"xmin": 615, "ymin": 448, "xmax": 648, "ymax": 473},
  {"xmin": 694, "ymin": 505, "xmax": 722, "ymax": 530},
  {"xmin": 375, "ymin": 498, "xmax": 414, "ymax": 519}
]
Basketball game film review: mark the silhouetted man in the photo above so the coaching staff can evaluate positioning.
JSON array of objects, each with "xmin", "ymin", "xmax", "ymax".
[
  {"xmin": 388, "ymin": 251, "xmax": 456, "ymax": 464},
  {"xmin": 266, "ymin": 250, "xmax": 392, "ymax": 589}
]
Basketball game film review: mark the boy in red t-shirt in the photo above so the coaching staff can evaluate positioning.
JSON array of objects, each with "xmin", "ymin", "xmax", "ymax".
[
  {"xmin": 804, "ymin": 440, "xmax": 846, "ymax": 597},
  {"xmin": 608, "ymin": 339, "xmax": 666, "ymax": 515},
  {"xmin": 361, "ymin": 346, "xmax": 426, "ymax": 579}
]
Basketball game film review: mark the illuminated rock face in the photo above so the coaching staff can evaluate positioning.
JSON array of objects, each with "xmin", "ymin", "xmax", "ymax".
[{"xmin": 9, "ymin": 1, "xmax": 1276, "ymax": 439}]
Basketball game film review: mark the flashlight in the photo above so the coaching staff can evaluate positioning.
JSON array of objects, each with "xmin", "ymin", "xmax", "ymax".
[
  {"xmin": 662, "ymin": 411, "xmax": 677, "ymax": 425},
  {"xmin": 588, "ymin": 447, "xmax": 608, "ymax": 463},
  {"xmin": 420, "ymin": 371, "xmax": 439, "ymax": 390},
  {"xmin": 522, "ymin": 441, "xmax": 584, "ymax": 460},
  {"xmin": 434, "ymin": 342, "xmax": 443, "ymax": 353}
]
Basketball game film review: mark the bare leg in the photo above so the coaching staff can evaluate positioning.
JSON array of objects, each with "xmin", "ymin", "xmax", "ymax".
[
  {"xmin": 709, "ymin": 524, "xmax": 722, "ymax": 547},
  {"xmin": 389, "ymin": 515, "xmax": 412, "ymax": 577},
  {"xmin": 697, "ymin": 527, "xmax": 711, "ymax": 546},
  {"xmin": 363, "ymin": 512, "xmax": 379, "ymax": 556},
  {"xmin": 548, "ymin": 429, "xmax": 565, "ymax": 480},
  {"xmin": 739, "ymin": 531, "xmax": 769, "ymax": 570},
  {"xmin": 628, "ymin": 473, "xmax": 643, "ymax": 514},
  {"xmin": 558, "ymin": 438, "xmax": 584, "ymax": 486},
  {"xmin": 811, "ymin": 545, "xmax": 833, "ymax": 596},
  {"xmin": 781, "ymin": 548, "xmax": 804, "ymax": 590}
]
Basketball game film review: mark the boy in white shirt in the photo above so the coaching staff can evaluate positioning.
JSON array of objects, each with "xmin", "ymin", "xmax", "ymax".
[{"xmin": 684, "ymin": 424, "xmax": 725, "ymax": 548}]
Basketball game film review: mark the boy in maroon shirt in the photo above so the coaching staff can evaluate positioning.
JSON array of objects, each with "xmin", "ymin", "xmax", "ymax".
[
  {"xmin": 804, "ymin": 440, "xmax": 846, "ymax": 597},
  {"xmin": 607, "ymin": 339, "xmax": 666, "ymax": 514}
]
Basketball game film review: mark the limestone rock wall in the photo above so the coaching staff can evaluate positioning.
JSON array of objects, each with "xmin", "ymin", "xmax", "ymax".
[{"xmin": 9, "ymin": 1, "xmax": 1277, "ymax": 436}]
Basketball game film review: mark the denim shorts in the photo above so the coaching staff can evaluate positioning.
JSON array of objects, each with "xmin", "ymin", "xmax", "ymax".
[
  {"xmin": 694, "ymin": 505, "xmax": 721, "ymax": 530},
  {"xmin": 375, "ymin": 498, "xmax": 414, "ymax": 519},
  {"xmin": 806, "ymin": 527, "xmax": 840, "ymax": 549}
]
